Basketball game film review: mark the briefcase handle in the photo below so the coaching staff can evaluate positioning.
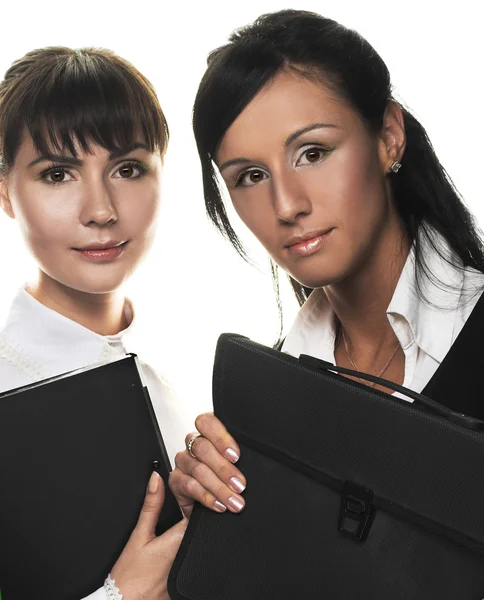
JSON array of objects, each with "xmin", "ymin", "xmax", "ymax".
[{"xmin": 299, "ymin": 354, "xmax": 484, "ymax": 432}]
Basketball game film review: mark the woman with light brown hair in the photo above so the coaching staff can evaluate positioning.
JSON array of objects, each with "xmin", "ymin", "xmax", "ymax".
[{"xmin": 0, "ymin": 46, "xmax": 187, "ymax": 600}]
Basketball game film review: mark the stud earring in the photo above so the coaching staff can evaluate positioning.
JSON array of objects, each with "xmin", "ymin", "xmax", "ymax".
[{"xmin": 389, "ymin": 160, "xmax": 402, "ymax": 173}]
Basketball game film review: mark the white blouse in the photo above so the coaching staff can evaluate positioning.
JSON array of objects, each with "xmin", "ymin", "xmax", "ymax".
[
  {"xmin": 282, "ymin": 235, "xmax": 484, "ymax": 395},
  {"xmin": 0, "ymin": 288, "xmax": 191, "ymax": 600}
]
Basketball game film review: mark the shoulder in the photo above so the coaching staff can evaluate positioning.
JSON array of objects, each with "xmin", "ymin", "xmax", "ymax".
[
  {"xmin": 138, "ymin": 359, "xmax": 177, "ymax": 399},
  {"xmin": 0, "ymin": 333, "xmax": 45, "ymax": 394},
  {"xmin": 458, "ymin": 267, "xmax": 484, "ymax": 320},
  {"xmin": 0, "ymin": 353, "xmax": 37, "ymax": 395},
  {"xmin": 137, "ymin": 359, "xmax": 193, "ymax": 467},
  {"xmin": 462, "ymin": 266, "xmax": 484, "ymax": 292},
  {"xmin": 137, "ymin": 358, "xmax": 186, "ymax": 425}
]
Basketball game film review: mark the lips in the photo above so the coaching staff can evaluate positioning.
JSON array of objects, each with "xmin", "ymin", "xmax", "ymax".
[
  {"xmin": 285, "ymin": 229, "xmax": 334, "ymax": 257},
  {"xmin": 74, "ymin": 240, "xmax": 127, "ymax": 251},
  {"xmin": 73, "ymin": 240, "xmax": 128, "ymax": 263}
]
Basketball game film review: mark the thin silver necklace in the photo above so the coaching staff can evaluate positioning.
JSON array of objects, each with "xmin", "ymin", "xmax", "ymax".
[{"xmin": 340, "ymin": 327, "xmax": 400, "ymax": 388}]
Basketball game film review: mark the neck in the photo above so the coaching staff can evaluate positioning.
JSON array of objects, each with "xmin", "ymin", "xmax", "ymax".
[
  {"xmin": 26, "ymin": 271, "xmax": 129, "ymax": 336},
  {"xmin": 326, "ymin": 219, "xmax": 410, "ymax": 363}
]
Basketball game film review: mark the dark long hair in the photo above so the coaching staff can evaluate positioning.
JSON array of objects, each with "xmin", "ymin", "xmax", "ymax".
[
  {"xmin": 0, "ymin": 46, "xmax": 168, "ymax": 175},
  {"xmin": 193, "ymin": 9, "xmax": 484, "ymax": 316}
]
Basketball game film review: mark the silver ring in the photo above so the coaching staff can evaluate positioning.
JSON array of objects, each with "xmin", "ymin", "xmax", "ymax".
[{"xmin": 186, "ymin": 434, "xmax": 201, "ymax": 459}]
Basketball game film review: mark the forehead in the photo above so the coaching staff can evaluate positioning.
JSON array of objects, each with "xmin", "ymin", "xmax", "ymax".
[
  {"xmin": 13, "ymin": 130, "xmax": 152, "ymax": 168},
  {"xmin": 14, "ymin": 133, "xmax": 104, "ymax": 159},
  {"xmin": 217, "ymin": 70, "xmax": 356, "ymax": 161}
]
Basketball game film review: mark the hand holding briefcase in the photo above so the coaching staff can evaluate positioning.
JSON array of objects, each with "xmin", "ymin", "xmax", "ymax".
[{"xmin": 169, "ymin": 333, "xmax": 484, "ymax": 600}]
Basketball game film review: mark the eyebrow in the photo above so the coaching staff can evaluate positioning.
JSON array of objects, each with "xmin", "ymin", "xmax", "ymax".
[
  {"xmin": 27, "ymin": 142, "xmax": 150, "ymax": 169},
  {"xmin": 284, "ymin": 123, "xmax": 338, "ymax": 147},
  {"xmin": 218, "ymin": 123, "xmax": 338, "ymax": 173}
]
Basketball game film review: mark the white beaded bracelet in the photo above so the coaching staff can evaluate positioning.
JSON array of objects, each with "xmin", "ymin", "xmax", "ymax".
[{"xmin": 104, "ymin": 574, "xmax": 123, "ymax": 599}]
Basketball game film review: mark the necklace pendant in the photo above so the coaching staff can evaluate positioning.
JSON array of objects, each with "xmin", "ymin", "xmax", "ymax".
[{"xmin": 339, "ymin": 327, "xmax": 400, "ymax": 388}]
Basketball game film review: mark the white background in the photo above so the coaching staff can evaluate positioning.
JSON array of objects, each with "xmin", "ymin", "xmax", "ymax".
[{"xmin": 0, "ymin": 1, "xmax": 481, "ymax": 427}]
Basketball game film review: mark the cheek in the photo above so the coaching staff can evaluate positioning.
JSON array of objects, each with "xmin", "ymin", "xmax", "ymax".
[
  {"xmin": 306, "ymin": 144, "xmax": 385, "ymax": 231},
  {"xmin": 231, "ymin": 190, "xmax": 276, "ymax": 247},
  {"xmin": 117, "ymin": 184, "xmax": 160, "ymax": 239},
  {"xmin": 11, "ymin": 185, "xmax": 78, "ymax": 250}
]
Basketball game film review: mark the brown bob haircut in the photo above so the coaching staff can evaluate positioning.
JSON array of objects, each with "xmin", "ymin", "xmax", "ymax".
[{"xmin": 0, "ymin": 46, "xmax": 168, "ymax": 175}]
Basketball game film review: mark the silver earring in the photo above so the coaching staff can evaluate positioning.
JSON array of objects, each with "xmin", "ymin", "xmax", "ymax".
[{"xmin": 389, "ymin": 160, "xmax": 402, "ymax": 173}]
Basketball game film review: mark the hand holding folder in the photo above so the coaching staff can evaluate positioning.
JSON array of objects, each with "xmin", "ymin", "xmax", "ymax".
[
  {"xmin": 111, "ymin": 472, "xmax": 187, "ymax": 599},
  {"xmin": 0, "ymin": 354, "xmax": 183, "ymax": 599}
]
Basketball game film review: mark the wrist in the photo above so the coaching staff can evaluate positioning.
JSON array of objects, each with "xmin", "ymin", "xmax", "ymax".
[{"xmin": 104, "ymin": 574, "xmax": 123, "ymax": 600}]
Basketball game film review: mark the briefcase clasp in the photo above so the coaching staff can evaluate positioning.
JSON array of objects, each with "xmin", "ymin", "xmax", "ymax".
[{"xmin": 338, "ymin": 481, "xmax": 375, "ymax": 542}]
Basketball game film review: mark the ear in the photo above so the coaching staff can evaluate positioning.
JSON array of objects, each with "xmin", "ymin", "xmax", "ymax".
[
  {"xmin": 0, "ymin": 177, "xmax": 15, "ymax": 219},
  {"xmin": 378, "ymin": 100, "xmax": 406, "ymax": 173}
]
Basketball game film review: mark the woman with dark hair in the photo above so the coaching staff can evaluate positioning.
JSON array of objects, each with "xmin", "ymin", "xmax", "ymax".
[
  {"xmin": 169, "ymin": 9, "xmax": 484, "ymax": 518},
  {"xmin": 0, "ymin": 47, "xmax": 187, "ymax": 600}
]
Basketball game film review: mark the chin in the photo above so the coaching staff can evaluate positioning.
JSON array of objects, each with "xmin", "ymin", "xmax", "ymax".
[
  {"xmin": 76, "ymin": 284, "xmax": 125, "ymax": 295},
  {"xmin": 51, "ymin": 271, "xmax": 130, "ymax": 296},
  {"xmin": 68, "ymin": 257, "xmax": 141, "ymax": 294},
  {"xmin": 286, "ymin": 264, "xmax": 345, "ymax": 290},
  {"xmin": 282, "ymin": 246, "xmax": 359, "ymax": 289},
  {"xmin": 58, "ymin": 282, "xmax": 125, "ymax": 296}
]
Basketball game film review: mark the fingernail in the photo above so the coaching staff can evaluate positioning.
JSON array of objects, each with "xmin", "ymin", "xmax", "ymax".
[
  {"xmin": 230, "ymin": 477, "xmax": 246, "ymax": 493},
  {"xmin": 214, "ymin": 501, "xmax": 227, "ymax": 512},
  {"xmin": 148, "ymin": 471, "xmax": 160, "ymax": 493},
  {"xmin": 227, "ymin": 496, "xmax": 245, "ymax": 512},
  {"xmin": 225, "ymin": 448, "xmax": 240, "ymax": 463}
]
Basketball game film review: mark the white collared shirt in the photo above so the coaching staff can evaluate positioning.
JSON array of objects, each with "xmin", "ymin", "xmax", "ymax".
[
  {"xmin": 0, "ymin": 288, "xmax": 190, "ymax": 600},
  {"xmin": 282, "ymin": 236, "xmax": 484, "ymax": 395}
]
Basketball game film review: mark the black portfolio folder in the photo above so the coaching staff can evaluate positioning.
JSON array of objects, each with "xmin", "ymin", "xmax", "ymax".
[{"xmin": 0, "ymin": 354, "xmax": 182, "ymax": 599}]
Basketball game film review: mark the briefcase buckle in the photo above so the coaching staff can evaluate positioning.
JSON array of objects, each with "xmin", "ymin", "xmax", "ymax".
[{"xmin": 338, "ymin": 481, "xmax": 375, "ymax": 542}]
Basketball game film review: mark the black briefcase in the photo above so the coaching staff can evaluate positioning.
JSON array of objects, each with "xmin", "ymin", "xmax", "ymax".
[{"xmin": 168, "ymin": 333, "xmax": 484, "ymax": 600}]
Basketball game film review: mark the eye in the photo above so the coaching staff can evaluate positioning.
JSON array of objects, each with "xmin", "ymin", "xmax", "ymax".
[
  {"xmin": 235, "ymin": 168, "xmax": 268, "ymax": 187},
  {"xmin": 113, "ymin": 160, "xmax": 149, "ymax": 179},
  {"xmin": 40, "ymin": 167, "xmax": 74, "ymax": 184},
  {"xmin": 296, "ymin": 147, "xmax": 327, "ymax": 166}
]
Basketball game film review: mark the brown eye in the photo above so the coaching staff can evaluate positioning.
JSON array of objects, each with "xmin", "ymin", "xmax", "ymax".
[
  {"xmin": 114, "ymin": 161, "xmax": 148, "ymax": 179},
  {"xmin": 40, "ymin": 166, "xmax": 74, "ymax": 184},
  {"xmin": 119, "ymin": 165, "xmax": 134, "ymax": 178},
  {"xmin": 238, "ymin": 168, "xmax": 268, "ymax": 187},
  {"xmin": 296, "ymin": 147, "xmax": 329, "ymax": 167},
  {"xmin": 50, "ymin": 169, "xmax": 66, "ymax": 182},
  {"xmin": 249, "ymin": 170, "xmax": 264, "ymax": 183},
  {"xmin": 305, "ymin": 149, "xmax": 322, "ymax": 163}
]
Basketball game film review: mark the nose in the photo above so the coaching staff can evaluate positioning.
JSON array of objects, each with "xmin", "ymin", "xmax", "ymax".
[
  {"xmin": 79, "ymin": 179, "xmax": 118, "ymax": 227},
  {"xmin": 272, "ymin": 172, "xmax": 312, "ymax": 224}
]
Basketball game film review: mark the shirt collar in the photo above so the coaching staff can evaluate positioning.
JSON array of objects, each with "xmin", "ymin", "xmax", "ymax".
[
  {"xmin": 282, "ymin": 231, "xmax": 468, "ymax": 364},
  {"xmin": 281, "ymin": 288, "xmax": 336, "ymax": 362},
  {"xmin": 0, "ymin": 288, "xmax": 137, "ymax": 377},
  {"xmin": 386, "ymin": 234, "xmax": 463, "ymax": 363}
]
